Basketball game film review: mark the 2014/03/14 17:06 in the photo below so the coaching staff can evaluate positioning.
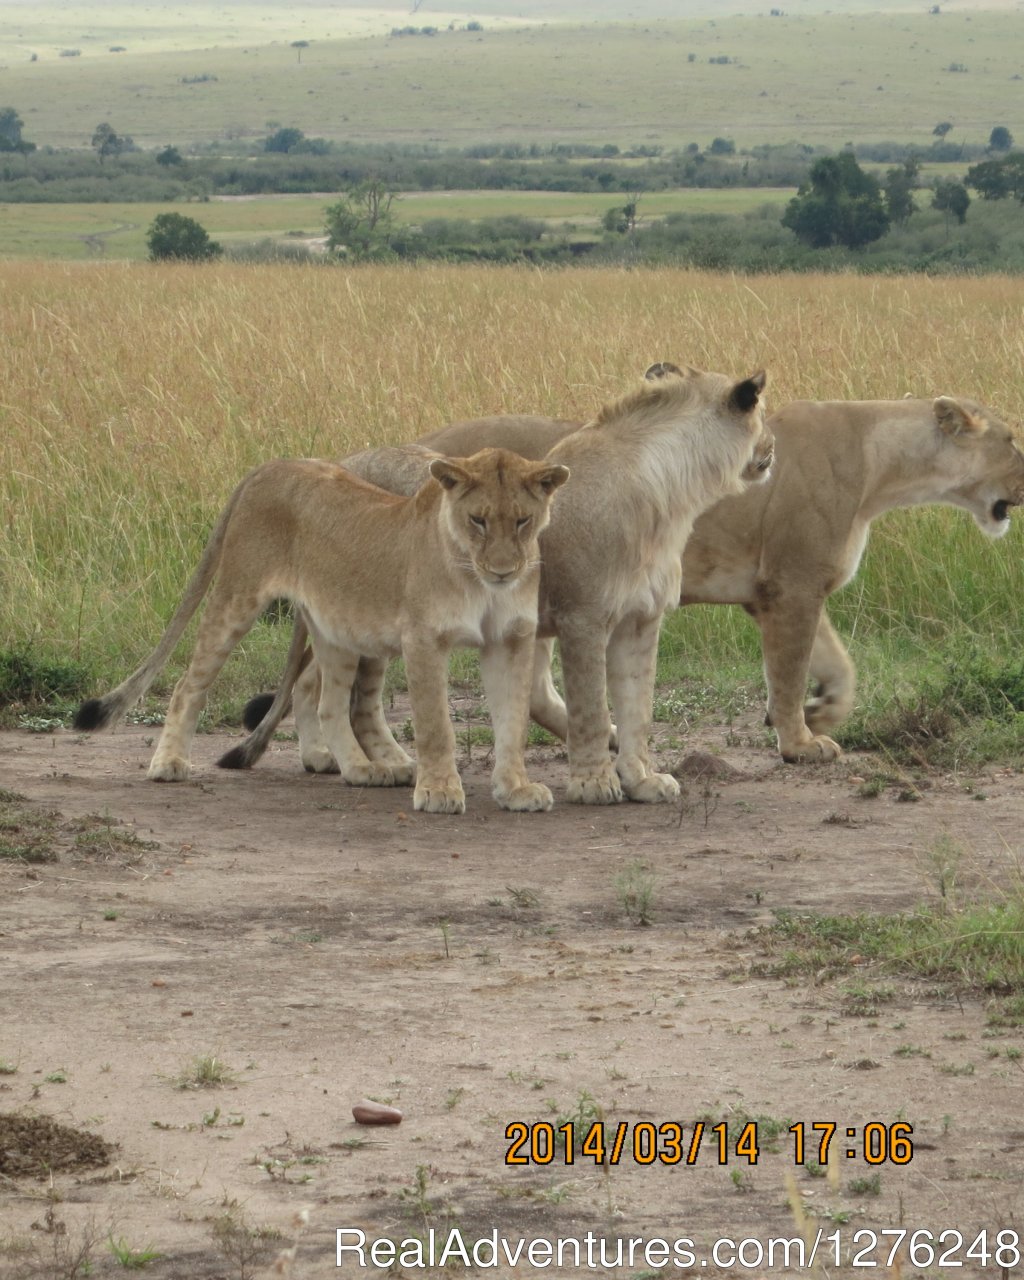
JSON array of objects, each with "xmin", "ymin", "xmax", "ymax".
[{"xmin": 503, "ymin": 1120, "xmax": 914, "ymax": 1167}]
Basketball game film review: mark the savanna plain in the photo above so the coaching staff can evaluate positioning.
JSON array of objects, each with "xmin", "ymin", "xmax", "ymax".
[
  {"xmin": 2, "ymin": 263, "xmax": 1024, "ymax": 1277},
  {"xmin": 3, "ymin": 1, "xmax": 1024, "ymax": 1274}
]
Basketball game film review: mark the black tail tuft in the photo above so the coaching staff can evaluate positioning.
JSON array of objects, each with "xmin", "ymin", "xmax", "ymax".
[
  {"xmin": 74, "ymin": 698, "xmax": 111, "ymax": 731},
  {"xmin": 242, "ymin": 692, "xmax": 275, "ymax": 731},
  {"xmin": 217, "ymin": 743, "xmax": 254, "ymax": 770}
]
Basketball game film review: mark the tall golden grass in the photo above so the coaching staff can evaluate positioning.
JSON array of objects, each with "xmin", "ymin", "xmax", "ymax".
[{"xmin": 2, "ymin": 260, "xmax": 1022, "ymax": 698}]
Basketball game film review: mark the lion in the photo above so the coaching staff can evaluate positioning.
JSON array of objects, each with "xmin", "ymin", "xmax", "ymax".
[
  {"xmin": 412, "ymin": 392, "xmax": 1024, "ymax": 762},
  {"xmin": 248, "ymin": 387, "xmax": 1024, "ymax": 768},
  {"xmin": 73, "ymin": 448, "xmax": 570, "ymax": 815},
  {"xmin": 239, "ymin": 364, "xmax": 774, "ymax": 804}
]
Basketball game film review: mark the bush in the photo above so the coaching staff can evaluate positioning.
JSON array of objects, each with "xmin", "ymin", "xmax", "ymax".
[
  {"xmin": 0, "ymin": 646, "xmax": 89, "ymax": 706},
  {"xmin": 146, "ymin": 212, "xmax": 221, "ymax": 261}
]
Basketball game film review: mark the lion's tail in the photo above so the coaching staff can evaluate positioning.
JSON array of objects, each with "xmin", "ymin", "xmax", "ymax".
[
  {"xmin": 73, "ymin": 484, "xmax": 244, "ymax": 732},
  {"xmin": 216, "ymin": 614, "xmax": 312, "ymax": 770}
]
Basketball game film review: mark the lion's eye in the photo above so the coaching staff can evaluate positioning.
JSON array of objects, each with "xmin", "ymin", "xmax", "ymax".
[
  {"xmin": 469, "ymin": 515, "xmax": 487, "ymax": 532},
  {"xmin": 516, "ymin": 516, "xmax": 531, "ymax": 531}
]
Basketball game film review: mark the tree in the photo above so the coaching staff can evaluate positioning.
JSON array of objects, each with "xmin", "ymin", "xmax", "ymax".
[
  {"xmin": 883, "ymin": 157, "xmax": 919, "ymax": 226},
  {"xmin": 707, "ymin": 136, "xmax": 735, "ymax": 156},
  {"xmin": 155, "ymin": 145, "xmax": 184, "ymax": 167},
  {"xmin": 0, "ymin": 106, "xmax": 35, "ymax": 154},
  {"xmin": 781, "ymin": 152, "xmax": 890, "ymax": 249},
  {"xmin": 602, "ymin": 193, "xmax": 641, "ymax": 235},
  {"xmin": 91, "ymin": 122, "xmax": 132, "ymax": 162},
  {"xmin": 324, "ymin": 180, "xmax": 398, "ymax": 258},
  {"xmin": 291, "ymin": 40, "xmax": 309, "ymax": 62},
  {"xmin": 932, "ymin": 121, "xmax": 953, "ymax": 140},
  {"xmin": 146, "ymin": 213, "xmax": 221, "ymax": 262},
  {"xmin": 264, "ymin": 126, "xmax": 306, "ymax": 153},
  {"xmin": 966, "ymin": 153, "xmax": 1024, "ymax": 202},
  {"xmin": 931, "ymin": 180, "xmax": 970, "ymax": 226},
  {"xmin": 989, "ymin": 125, "xmax": 1014, "ymax": 152}
]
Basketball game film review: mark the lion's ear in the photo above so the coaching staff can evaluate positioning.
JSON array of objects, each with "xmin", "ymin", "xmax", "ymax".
[
  {"xmin": 934, "ymin": 396, "xmax": 987, "ymax": 436},
  {"xmin": 429, "ymin": 457, "xmax": 473, "ymax": 490},
  {"xmin": 730, "ymin": 370, "xmax": 767, "ymax": 413},
  {"xmin": 530, "ymin": 463, "xmax": 570, "ymax": 495},
  {"xmin": 644, "ymin": 361, "xmax": 684, "ymax": 381}
]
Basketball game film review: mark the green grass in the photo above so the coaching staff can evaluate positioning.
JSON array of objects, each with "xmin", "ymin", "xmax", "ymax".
[
  {"xmin": 0, "ymin": 190, "xmax": 793, "ymax": 261},
  {"xmin": 1, "ymin": 8, "xmax": 1020, "ymax": 151},
  {"xmin": 754, "ymin": 893, "xmax": 1024, "ymax": 1000},
  {"xmin": 172, "ymin": 1054, "xmax": 238, "ymax": 1090}
]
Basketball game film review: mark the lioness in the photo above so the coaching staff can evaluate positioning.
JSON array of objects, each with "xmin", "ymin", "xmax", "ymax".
[
  {"xmin": 252, "ymin": 389, "xmax": 1024, "ymax": 767},
  {"xmin": 241, "ymin": 365, "xmax": 774, "ymax": 804},
  {"xmin": 74, "ymin": 449, "xmax": 569, "ymax": 815},
  {"xmin": 417, "ymin": 393, "xmax": 1024, "ymax": 761}
]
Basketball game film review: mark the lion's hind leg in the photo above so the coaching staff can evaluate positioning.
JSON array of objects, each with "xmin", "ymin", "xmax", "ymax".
[
  {"xmin": 803, "ymin": 609, "xmax": 855, "ymax": 738},
  {"xmin": 757, "ymin": 592, "xmax": 842, "ymax": 763},
  {"xmin": 350, "ymin": 656, "xmax": 416, "ymax": 786},
  {"xmin": 149, "ymin": 593, "xmax": 265, "ymax": 781},
  {"xmin": 313, "ymin": 638, "xmax": 400, "ymax": 787},
  {"xmin": 291, "ymin": 655, "xmax": 340, "ymax": 774}
]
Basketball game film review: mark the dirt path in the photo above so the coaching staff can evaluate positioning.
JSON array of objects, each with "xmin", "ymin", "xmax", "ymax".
[{"xmin": 1, "ymin": 714, "xmax": 1022, "ymax": 1277}]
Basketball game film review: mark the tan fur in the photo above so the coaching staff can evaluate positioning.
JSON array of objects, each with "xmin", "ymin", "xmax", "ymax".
[
  {"xmin": 257, "ymin": 367, "xmax": 772, "ymax": 804},
  {"xmin": 74, "ymin": 449, "xmax": 569, "ymax": 815},
  {"xmin": 413, "ymin": 393, "xmax": 1024, "ymax": 762}
]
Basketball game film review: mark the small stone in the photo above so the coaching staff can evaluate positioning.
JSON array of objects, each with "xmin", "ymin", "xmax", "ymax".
[{"xmin": 352, "ymin": 1099, "xmax": 403, "ymax": 1126}]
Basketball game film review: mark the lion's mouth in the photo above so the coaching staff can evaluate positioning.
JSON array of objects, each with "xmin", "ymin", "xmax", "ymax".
[{"xmin": 992, "ymin": 498, "xmax": 1016, "ymax": 523}]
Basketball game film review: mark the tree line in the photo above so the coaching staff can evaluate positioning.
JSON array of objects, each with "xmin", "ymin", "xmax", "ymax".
[{"xmin": 0, "ymin": 106, "xmax": 1014, "ymax": 204}]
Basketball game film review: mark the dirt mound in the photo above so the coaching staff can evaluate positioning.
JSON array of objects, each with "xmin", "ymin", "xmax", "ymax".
[
  {"xmin": 0, "ymin": 1114, "xmax": 116, "ymax": 1179},
  {"xmin": 673, "ymin": 749, "xmax": 747, "ymax": 781}
]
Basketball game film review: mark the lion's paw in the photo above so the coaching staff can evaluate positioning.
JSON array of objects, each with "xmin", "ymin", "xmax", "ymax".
[
  {"xmin": 302, "ymin": 746, "xmax": 341, "ymax": 774},
  {"xmin": 414, "ymin": 779, "xmax": 466, "ymax": 814},
  {"xmin": 780, "ymin": 734, "xmax": 843, "ymax": 764},
  {"xmin": 148, "ymin": 755, "xmax": 191, "ymax": 782},
  {"xmin": 622, "ymin": 771, "xmax": 680, "ymax": 804},
  {"xmin": 497, "ymin": 782, "xmax": 554, "ymax": 813},
  {"xmin": 567, "ymin": 772, "xmax": 624, "ymax": 805},
  {"xmin": 385, "ymin": 760, "xmax": 416, "ymax": 788},
  {"xmin": 343, "ymin": 762, "xmax": 401, "ymax": 787},
  {"xmin": 803, "ymin": 698, "xmax": 848, "ymax": 735}
]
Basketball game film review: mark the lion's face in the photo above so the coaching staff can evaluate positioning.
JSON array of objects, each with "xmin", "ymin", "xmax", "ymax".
[
  {"xmin": 429, "ymin": 449, "xmax": 570, "ymax": 586},
  {"xmin": 934, "ymin": 397, "xmax": 1024, "ymax": 538},
  {"xmin": 643, "ymin": 362, "xmax": 775, "ymax": 491}
]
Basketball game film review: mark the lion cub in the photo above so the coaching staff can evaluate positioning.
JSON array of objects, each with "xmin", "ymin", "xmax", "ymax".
[{"xmin": 74, "ymin": 449, "xmax": 569, "ymax": 815}]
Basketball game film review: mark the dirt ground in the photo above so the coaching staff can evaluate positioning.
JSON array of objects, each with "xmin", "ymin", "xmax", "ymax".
[{"xmin": 1, "ymin": 704, "xmax": 1022, "ymax": 1280}]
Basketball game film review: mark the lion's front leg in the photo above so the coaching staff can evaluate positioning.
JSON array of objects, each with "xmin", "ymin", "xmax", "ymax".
[
  {"xmin": 558, "ymin": 620, "xmax": 622, "ymax": 805},
  {"xmin": 403, "ymin": 636, "xmax": 465, "ymax": 814},
  {"xmin": 606, "ymin": 613, "xmax": 680, "ymax": 804},
  {"xmin": 756, "ymin": 592, "xmax": 842, "ymax": 763},
  {"xmin": 528, "ymin": 637, "xmax": 569, "ymax": 741},
  {"xmin": 350, "ymin": 656, "xmax": 416, "ymax": 786},
  {"xmin": 804, "ymin": 608, "xmax": 856, "ymax": 738},
  {"xmin": 480, "ymin": 634, "xmax": 552, "ymax": 812}
]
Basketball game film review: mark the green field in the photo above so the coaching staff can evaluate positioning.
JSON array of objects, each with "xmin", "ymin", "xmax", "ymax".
[
  {"xmin": 1, "ymin": 7, "xmax": 1021, "ymax": 151},
  {"xmin": 0, "ymin": 189, "xmax": 794, "ymax": 260}
]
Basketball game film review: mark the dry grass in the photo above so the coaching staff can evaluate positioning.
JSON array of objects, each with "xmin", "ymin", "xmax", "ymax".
[{"xmin": 2, "ymin": 260, "xmax": 1022, "ymax": 704}]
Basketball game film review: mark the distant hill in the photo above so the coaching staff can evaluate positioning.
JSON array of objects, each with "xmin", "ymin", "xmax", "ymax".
[{"xmin": 1, "ymin": 4, "xmax": 1020, "ymax": 151}]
